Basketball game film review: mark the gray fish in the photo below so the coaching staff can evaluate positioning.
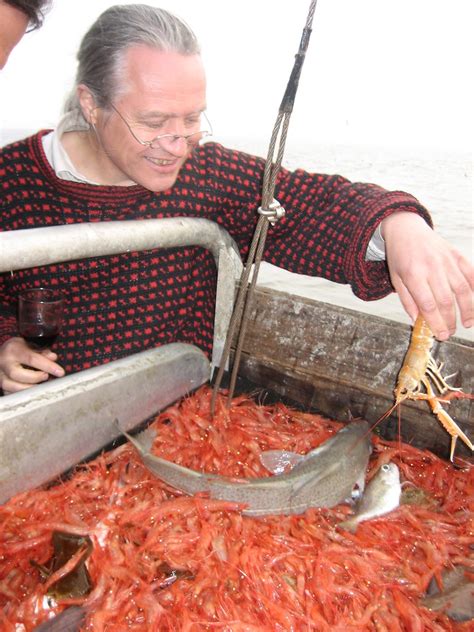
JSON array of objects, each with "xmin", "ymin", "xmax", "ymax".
[
  {"xmin": 338, "ymin": 462, "xmax": 401, "ymax": 532},
  {"xmin": 33, "ymin": 606, "xmax": 86, "ymax": 632},
  {"xmin": 120, "ymin": 419, "xmax": 372, "ymax": 516}
]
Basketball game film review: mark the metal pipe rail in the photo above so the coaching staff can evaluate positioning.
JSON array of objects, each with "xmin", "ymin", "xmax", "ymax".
[
  {"xmin": 0, "ymin": 343, "xmax": 210, "ymax": 503},
  {"xmin": 0, "ymin": 217, "xmax": 243, "ymax": 371},
  {"xmin": 0, "ymin": 218, "xmax": 243, "ymax": 503}
]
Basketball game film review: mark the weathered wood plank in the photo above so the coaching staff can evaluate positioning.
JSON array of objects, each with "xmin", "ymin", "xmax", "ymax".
[{"xmin": 235, "ymin": 288, "xmax": 473, "ymax": 460}]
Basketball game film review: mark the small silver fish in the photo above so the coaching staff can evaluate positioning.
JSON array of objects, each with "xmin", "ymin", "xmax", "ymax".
[
  {"xmin": 338, "ymin": 462, "xmax": 401, "ymax": 532},
  {"xmin": 120, "ymin": 419, "xmax": 372, "ymax": 516}
]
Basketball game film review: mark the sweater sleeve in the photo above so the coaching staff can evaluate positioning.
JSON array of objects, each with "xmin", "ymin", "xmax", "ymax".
[
  {"xmin": 0, "ymin": 277, "xmax": 17, "ymax": 348},
  {"xmin": 197, "ymin": 143, "xmax": 433, "ymax": 301}
]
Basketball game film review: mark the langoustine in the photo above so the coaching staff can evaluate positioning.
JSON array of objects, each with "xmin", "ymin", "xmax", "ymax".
[{"xmin": 384, "ymin": 315, "xmax": 473, "ymax": 461}]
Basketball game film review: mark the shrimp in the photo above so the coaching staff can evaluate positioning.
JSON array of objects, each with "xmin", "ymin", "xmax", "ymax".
[
  {"xmin": 393, "ymin": 316, "xmax": 473, "ymax": 461},
  {"xmin": 1, "ymin": 386, "xmax": 473, "ymax": 629}
]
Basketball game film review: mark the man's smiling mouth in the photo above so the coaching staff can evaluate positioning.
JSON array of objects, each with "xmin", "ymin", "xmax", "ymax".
[{"xmin": 146, "ymin": 157, "xmax": 175, "ymax": 166}]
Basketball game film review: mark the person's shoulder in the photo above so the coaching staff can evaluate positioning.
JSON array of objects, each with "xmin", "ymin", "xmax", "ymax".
[
  {"xmin": 1, "ymin": 129, "xmax": 51, "ymax": 155},
  {"xmin": 193, "ymin": 140, "xmax": 266, "ymax": 167}
]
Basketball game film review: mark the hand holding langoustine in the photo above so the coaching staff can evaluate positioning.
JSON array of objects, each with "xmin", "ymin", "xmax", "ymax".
[{"xmin": 383, "ymin": 212, "xmax": 473, "ymax": 340}]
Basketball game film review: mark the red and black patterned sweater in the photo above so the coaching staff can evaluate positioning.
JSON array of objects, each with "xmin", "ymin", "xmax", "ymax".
[{"xmin": 0, "ymin": 131, "xmax": 431, "ymax": 374}]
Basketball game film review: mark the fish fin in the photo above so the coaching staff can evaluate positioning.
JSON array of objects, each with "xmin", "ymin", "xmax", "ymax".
[{"xmin": 259, "ymin": 450, "xmax": 304, "ymax": 474}]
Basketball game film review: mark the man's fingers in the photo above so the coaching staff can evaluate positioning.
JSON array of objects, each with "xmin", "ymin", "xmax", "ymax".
[
  {"xmin": 426, "ymin": 276, "xmax": 457, "ymax": 339},
  {"xmin": 384, "ymin": 213, "xmax": 473, "ymax": 339},
  {"xmin": 1, "ymin": 376, "xmax": 47, "ymax": 394},
  {"xmin": 21, "ymin": 349, "xmax": 65, "ymax": 378},
  {"xmin": 393, "ymin": 274, "xmax": 449, "ymax": 340},
  {"xmin": 418, "ymin": 255, "xmax": 473, "ymax": 337},
  {"xmin": 9, "ymin": 364, "xmax": 50, "ymax": 385},
  {"xmin": 41, "ymin": 349, "xmax": 58, "ymax": 361},
  {"xmin": 0, "ymin": 339, "xmax": 65, "ymax": 394},
  {"xmin": 391, "ymin": 253, "xmax": 467, "ymax": 340},
  {"xmin": 391, "ymin": 279, "xmax": 418, "ymax": 323},
  {"xmin": 451, "ymin": 254, "xmax": 474, "ymax": 327}
]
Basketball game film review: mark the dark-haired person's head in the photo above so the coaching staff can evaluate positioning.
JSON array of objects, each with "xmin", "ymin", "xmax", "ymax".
[{"xmin": 0, "ymin": 0, "xmax": 49, "ymax": 69}]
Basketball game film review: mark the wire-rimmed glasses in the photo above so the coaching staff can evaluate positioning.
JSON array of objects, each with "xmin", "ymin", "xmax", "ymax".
[{"xmin": 110, "ymin": 104, "xmax": 212, "ymax": 150}]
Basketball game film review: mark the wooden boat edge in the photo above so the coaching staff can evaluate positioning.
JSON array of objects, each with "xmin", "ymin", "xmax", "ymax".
[{"xmin": 235, "ymin": 287, "xmax": 473, "ymax": 461}]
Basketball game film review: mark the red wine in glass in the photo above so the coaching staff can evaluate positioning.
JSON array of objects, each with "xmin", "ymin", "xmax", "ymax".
[
  {"xmin": 18, "ymin": 288, "xmax": 65, "ymax": 351},
  {"xmin": 21, "ymin": 325, "xmax": 59, "ymax": 349}
]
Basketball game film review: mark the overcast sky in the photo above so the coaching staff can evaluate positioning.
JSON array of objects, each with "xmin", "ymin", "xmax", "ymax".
[{"xmin": 0, "ymin": 0, "xmax": 472, "ymax": 150}]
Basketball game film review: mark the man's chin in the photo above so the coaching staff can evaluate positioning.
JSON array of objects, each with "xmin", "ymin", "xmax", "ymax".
[{"xmin": 140, "ymin": 173, "xmax": 179, "ymax": 193}]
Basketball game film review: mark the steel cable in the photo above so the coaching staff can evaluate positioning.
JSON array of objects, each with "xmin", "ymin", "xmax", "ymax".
[{"xmin": 211, "ymin": 1, "xmax": 318, "ymax": 414}]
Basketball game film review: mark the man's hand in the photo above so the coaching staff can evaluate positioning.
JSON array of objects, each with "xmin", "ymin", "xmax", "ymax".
[
  {"xmin": 382, "ymin": 212, "xmax": 473, "ymax": 340},
  {"xmin": 0, "ymin": 337, "xmax": 65, "ymax": 395}
]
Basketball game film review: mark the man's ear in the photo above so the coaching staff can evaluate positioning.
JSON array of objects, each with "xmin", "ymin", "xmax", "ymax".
[{"xmin": 77, "ymin": 84, "xmax": 98, "ymax": 125}]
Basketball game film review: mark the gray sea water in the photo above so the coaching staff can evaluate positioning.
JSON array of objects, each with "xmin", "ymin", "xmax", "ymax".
[
  {"xmin": 220, "ymin": 136, "xmax": 473, "ymax": 342},
  {"xmin": 2, "ymin": 129, "xmax": 472, "ymax": 340}
]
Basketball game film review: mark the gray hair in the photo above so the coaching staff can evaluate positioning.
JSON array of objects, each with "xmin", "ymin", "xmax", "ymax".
[{"xmin": 64, "ymin": 4, "xmax": 200, "ymax": 123}]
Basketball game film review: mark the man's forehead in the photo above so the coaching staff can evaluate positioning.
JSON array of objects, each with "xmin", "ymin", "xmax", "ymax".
[
  {"xmin": 123, "ymin": 45, "xmax": 204, "ymax": 81},
  {"xmin": 118, "ymin": 46, "xmax": 206, "ymax": 109}
]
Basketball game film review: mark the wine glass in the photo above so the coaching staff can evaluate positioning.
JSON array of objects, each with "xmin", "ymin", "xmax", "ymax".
[{"xmin": 17, "ymin": 288, "xmax": 65, "ymax": 351}]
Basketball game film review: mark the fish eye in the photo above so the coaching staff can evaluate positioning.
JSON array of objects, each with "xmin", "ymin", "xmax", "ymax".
[{"xmin": 381, "ymin": 464, "xmax": 390, "ymax": 471}]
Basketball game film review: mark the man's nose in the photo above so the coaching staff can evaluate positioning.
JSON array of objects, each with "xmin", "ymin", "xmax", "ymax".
[{"xmin": 158, "ymin": 134, "xmax": 189, "ymax": 155}]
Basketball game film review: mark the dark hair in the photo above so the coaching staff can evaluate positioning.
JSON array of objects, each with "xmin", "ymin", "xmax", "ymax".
[{"xmin": 4, "ymin": 0, "xmax": 50, "ymax": 31}]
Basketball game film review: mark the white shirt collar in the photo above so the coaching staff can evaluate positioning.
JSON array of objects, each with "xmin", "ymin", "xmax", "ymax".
[{"xmin": 41, "ymin": 111, "xmax": 100, "ymax": 185}]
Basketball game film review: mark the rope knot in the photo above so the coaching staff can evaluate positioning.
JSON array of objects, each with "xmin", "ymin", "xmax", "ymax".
[{"xmin": 258, "ymin": 199, "xmax": 286, "ymax": 225}]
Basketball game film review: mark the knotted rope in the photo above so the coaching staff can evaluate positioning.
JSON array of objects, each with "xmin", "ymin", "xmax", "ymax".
[{"xmin": 211, "ymin": 0, "xmax": 318, "ymax": 414}]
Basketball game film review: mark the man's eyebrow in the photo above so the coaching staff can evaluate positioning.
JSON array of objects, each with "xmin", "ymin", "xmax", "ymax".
[{"xmin": 135, "ymin": 108, "xmax": 207, "ymax": 122}]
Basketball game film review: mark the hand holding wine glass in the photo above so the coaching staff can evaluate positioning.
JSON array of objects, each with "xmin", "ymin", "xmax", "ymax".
[
  {"xmin": 0, "ymin": 289, "xmax": 65, "ymax": 394},
  {"xmin": 18, "ymin": 288, "xmax": 65, "ymax": 350}
]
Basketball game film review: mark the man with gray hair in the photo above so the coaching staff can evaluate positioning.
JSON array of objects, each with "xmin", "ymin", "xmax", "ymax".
[
  {"xmin": 0, "ymin": 0, "xmax": 49, "ymax": 69},
  {"xmin": 0, "ymin": 4, "xmax": 472, "ymax": 394}
]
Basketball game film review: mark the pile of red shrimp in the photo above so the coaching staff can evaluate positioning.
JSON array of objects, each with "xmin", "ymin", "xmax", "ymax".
[{"xmin": 0, "ymin": 386, "xmax": 472, "ymax": 631}]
